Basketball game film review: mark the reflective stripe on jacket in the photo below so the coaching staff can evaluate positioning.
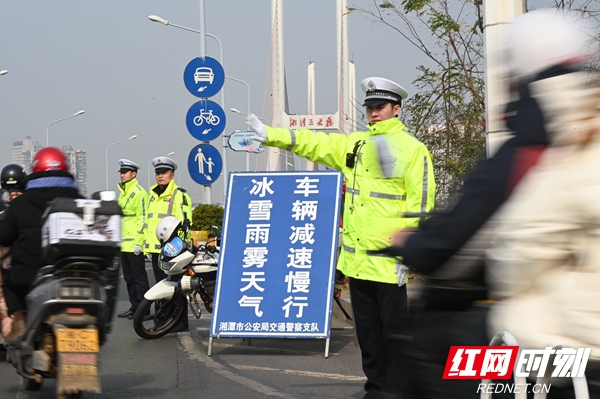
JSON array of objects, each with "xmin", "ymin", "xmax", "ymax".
[
  {"xmin": 117, "ymin": 177, "xmax": 148, "ymax": 253},
  {"xmin": 264, "ymin": 117, "xmax": 436, "ymax": 284},
  {"xmin": 144, "ymin": 180, "xmax": 193, "ymax": 254}
]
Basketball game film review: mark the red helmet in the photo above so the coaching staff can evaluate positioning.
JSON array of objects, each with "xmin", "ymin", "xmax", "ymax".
[{"xmin": 32, "ymin": 147, "xmax": 69, "ymax": 173}]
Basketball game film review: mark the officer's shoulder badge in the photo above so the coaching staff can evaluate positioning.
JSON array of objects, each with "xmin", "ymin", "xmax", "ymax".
[{"xmin": 177, "ymin": 187, "xmax": 187, "ymax": 193}]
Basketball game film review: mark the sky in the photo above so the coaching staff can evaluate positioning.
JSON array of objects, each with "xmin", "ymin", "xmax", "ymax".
[{"xmin": 0, "ymin": 1, "xmax": 429, "ymax": 203}]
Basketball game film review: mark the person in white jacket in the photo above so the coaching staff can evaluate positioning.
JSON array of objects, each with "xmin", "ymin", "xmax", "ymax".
[{"xmin": 486, "ymin": 9, "xmax": 600, "ymax": 396}]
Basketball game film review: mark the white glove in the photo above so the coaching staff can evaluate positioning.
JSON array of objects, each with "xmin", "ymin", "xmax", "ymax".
[
  {"xmin": 394, "ymin": 261, "xmax": 409, "ymax": 287},
  {"xmin": 246, "ymin": 113, "xmax": 268, "ymax": 143},
  {"xmin": 134, "ymin": 245, "xmax": 142, "ymax": 256}
]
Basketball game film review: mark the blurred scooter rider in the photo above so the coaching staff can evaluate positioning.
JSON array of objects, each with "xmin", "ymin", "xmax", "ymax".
[
  {"xmin": 0, "ymin": 164, "xmax": 27, "ymax": 343},
  {"xmin": 144, "ymin": 156, "xmax": 192, "ymax": 332},
  {"xmin": 0, "ymin": 148, "xmax": 83, "ymax": 342},
  {"xmin": 389, "ymin": 9, "xmax": 591, "ymax": 399},
  {"xmin": 247, "ymin": 77, "xmax": 436, "ymax": 399},
  {"xmin": 116, "ymin": 159, "xmax": 150, "ymax": 320},
  {"xmin": 1, "ymin": 164, "xmax": 26, "ymax": 204}
]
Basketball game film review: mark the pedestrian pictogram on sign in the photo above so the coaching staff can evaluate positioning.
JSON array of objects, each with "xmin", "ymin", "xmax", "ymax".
[{"xmin": 187, "ymin": 144, "xmax": 222, "ymax": 185}]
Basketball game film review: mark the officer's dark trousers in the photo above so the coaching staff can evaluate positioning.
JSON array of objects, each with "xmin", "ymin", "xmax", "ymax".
[
  {"xmin": 349, "ymin": 277, "xmax": 408, "ymax": 399},
  {"xmin": 120, "ymin": 251, "xmax": 150, "ymax": 312},
  {"xmin": 151, "ymin": 253, "xmax": 188, "ymax": 325}
]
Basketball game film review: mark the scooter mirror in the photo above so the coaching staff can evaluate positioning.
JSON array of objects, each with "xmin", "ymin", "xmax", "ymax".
[
  {"xmin": 211, "ymin": 225, "xmax": 222, "ymax": 239},
  {"xmin": 99, "ymin": 191, "xmax": 117, "ymax": 201}
]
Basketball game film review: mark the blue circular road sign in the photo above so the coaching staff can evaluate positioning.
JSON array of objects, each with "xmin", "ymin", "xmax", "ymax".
[
  {"xmin": 183, "ymin": 56, "xmax": 225, "ymax": 98},
  {"xmin": 188, "ymin": 144, "xmax": 222, "ymax": 185},
  {"xmin": 186, "ymin": 100, "xmax": 226, "ymax": 141}
]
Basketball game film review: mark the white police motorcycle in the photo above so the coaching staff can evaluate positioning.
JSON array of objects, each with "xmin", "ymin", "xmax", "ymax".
[{"xmin": 133, "ymin": 216, "xmax": 219, "ymax": 339}]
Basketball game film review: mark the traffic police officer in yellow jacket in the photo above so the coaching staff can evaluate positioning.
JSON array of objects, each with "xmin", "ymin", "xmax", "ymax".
[
  {"xmin": 144, "ymin": 156, "xmax": 192, "ymax": 332},
  {"xmin": 116, "ymin": 159, "xmax": 150, "ymax": 320},
  {"xmin": 247, "ymin": 77, "xmax": 436, "ymax": 399}
]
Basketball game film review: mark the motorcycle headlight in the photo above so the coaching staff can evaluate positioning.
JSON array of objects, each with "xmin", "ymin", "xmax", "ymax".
[{"xmin": 161, "ymin": 261, "xmax": 176, "ymax": 272}]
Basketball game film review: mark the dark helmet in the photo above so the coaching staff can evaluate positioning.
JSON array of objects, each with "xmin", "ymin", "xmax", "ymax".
[
  {"xmin": 1, "ymin": 164, "xmax": 27, "ymax": 191},
  {"xmin": 31, "ymin": 147, "xmax": 69, "ymax": 173}
]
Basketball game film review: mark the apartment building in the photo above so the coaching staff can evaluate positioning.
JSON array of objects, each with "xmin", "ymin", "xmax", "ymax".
[{"xmin": 11, "ymin": 138, "xmax": 88, "ymax": 196}]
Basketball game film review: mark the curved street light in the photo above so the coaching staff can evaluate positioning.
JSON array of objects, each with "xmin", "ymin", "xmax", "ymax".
[
  {"xmin": 147, "ymin": 151, "xmax": 175, "ymax": 188},
  {"xmin": 106, "ymin": 135, "xmax": 138, "ymax": 190},
  {"xmin": 177, "ymin": 169, "xmax": 188, "ymax": 185},
  {"xmin": 46, "ymin": 110, "xmax": 85, "ymax": 147},
  {"xmin": 0, "ymin": 70, "xmax": 8, "ymax": 76},
  {"xmin": 230, "ymin": 108, "xmax": 268, "ymax": 124},
  {"xmin": 273, "ymin": 150, "xmax": 296, "ymax": 171}
]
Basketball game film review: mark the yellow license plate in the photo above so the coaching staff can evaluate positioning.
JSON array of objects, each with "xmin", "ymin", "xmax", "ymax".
[{"xmin": 56, "ymin": 328, "xmax": 99, "ymax": 353}]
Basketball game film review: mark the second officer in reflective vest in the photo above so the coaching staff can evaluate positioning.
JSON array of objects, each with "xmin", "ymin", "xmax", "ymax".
[
  {"xmin": 116, "ymin": 159, "xmax": 150, "ymax": 320},
  {"xmin": 144, "ymin": 156, "xmax": 192, "ymax": 332}
]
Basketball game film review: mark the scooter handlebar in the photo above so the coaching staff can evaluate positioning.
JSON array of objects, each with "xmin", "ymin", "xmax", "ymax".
[{"xmin": 369, "ymin": 246, "xmax": 404, "ymax": 257}]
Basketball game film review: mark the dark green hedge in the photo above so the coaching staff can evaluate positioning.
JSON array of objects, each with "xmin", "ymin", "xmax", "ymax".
[{"xmin": 192, "ymin": 204, "xmax": 224, "ymax": 233}]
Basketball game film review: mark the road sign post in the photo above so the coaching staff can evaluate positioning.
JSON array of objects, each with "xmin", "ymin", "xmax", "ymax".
[{"xmin": 183, "ymin": 56, "xmax": 226, "ymax": 204}]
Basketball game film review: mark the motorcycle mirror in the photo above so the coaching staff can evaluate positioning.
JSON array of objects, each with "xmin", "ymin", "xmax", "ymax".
[
  {"xmin": 211, "ymin": 225, "xmax": 222, "ymax": 238},
  {"xmin": 91, "ymin": 191, "xmax": 117, "ymax": 201}
]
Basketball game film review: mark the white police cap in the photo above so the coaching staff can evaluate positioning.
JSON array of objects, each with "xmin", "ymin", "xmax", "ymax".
[
  {"xmin": 361, "ymin": 77, "xmax": 408, "ymax": 106},
  {"xmin": 118, "ymin": 159, "xmax": 140, "ymax": 173},
  {"xmin": 152, "ymin": 157, "xmax": 177, "ymax": 173}
]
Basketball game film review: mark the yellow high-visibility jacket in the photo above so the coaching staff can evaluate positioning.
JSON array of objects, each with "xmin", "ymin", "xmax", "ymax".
[
  {"xmin": 265, "ymin": 117, "xmax": 436, "ymax": 284},
  {"xmin": 144, "ymin": 180, "xmax": 192, "ymax": 254},
  {"xmin": 117, "ymin": 177, "xmax": 148, "ymax": 253}
]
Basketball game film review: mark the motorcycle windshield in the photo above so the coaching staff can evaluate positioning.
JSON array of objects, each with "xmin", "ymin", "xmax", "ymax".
[{"xmin": 162, "ymin": 237, "xmax": 184, "ymax": 259}]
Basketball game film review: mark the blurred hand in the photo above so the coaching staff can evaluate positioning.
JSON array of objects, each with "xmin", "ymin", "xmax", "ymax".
[
  {"xmin": 133, "ymin": 245, "xmax": 142, "ymax": 256},
  {"xmin": 392, "ymin": 228, "xmax": 417, "ymax": 247},
  {"xmin": 246, "ymin": 114, "xmax": 267, "ymax": 143},
  {"xmin": 374, "ymin": 136, "xmax": 394, "ymax": 178}
]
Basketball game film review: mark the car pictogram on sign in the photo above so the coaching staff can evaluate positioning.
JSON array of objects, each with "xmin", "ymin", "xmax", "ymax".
[{"xmin": 194, "ymin": 67, "xmax": 214, "ymax": 84}]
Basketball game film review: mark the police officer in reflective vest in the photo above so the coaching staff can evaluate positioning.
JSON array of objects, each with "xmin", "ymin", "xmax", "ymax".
[
  {"xmin": 116, "ymin": 159, "xmax": 150, "ymax": 320},
  {"xmin": 247, "ymin": 77, "xmax": 436, "ymax": 399},
  {"xmin": 144, "ymin": 157, "xmax": 192, "ymax": 332}
]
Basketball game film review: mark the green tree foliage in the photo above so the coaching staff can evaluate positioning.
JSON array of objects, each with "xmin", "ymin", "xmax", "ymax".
[
  {"xmin": 349, "ymin": 1, "xmax": 600, "ymax": 208},
  {"xmin": 349, "ymin": 0, "xmax": 487, "ymax": 208},
  {"xmin": 192, "ymin": 204, "xmax": 224, "ymax": 232}
]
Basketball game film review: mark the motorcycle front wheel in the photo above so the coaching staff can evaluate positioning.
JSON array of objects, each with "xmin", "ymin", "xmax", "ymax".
[{"xmin": 133, "ymin": 296, "xmax": 186, "ymax": 339}]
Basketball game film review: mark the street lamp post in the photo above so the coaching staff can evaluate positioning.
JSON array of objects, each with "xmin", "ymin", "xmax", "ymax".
[
  {"xmin": 225, "ymin": 77, "xmax": 251, "ymax": 171},
  {"xmin": 177, "ymin": 169, "xmax": 188, "ymax": 185},
  {"xmin": 106, "ymin": 135, "xmax": 138, "ymax": 190},
  {"xmin": 230, "ymin": 108, "xmax": 268, "ymax": 124},
  {"xmin": 147, "ymin": 151, "xmax": 175, "ymax": 188},
  {"xmin": 273, "ymin": 150, "xmax": 294, "ymax": 171},
  {"xmin": 47, "ymin": 110, "xmax": 85, "ymax": 147}
]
